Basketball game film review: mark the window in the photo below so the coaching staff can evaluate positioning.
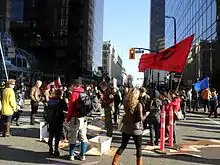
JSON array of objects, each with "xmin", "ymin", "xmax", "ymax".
[
  {"xmin": 211, "ymin": 1, "xmax": 216, "ymax": 24},
  {"xmin": 17, "ymin": 58, "xmax": 22, "ymax": 67}
]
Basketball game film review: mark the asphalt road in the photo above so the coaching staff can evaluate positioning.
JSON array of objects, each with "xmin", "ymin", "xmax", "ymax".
[{"xmin": 0, "ymin": 105, "xmax": 220, "ymax": 165}]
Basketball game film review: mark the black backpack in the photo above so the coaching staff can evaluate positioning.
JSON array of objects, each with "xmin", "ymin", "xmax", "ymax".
[{"xmin": 76, "ymin": 92, "xmax": 92, "ymax": 117}]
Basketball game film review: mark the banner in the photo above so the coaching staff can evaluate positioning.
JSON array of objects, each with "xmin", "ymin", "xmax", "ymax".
[
  {"xmin": 138, "ymin": 34, "xmax": 194, "ymax": 73},
  {"xmin": 194, "ymin": 77, "xmax": 209, "ymax": 92}
]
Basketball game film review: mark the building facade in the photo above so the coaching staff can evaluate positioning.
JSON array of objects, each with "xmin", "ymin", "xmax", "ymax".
[
  {"xmin": 145, "ymin": 0, "xmax": 166, "ymax": 86},
  {"xmin": 6, "ymin": 0, "xmax": 104, "ymax": 83},
  {"xmin": 0, "ymin": 0, "xmax": 11, "ymax": 33},
  {"xmin": 102, "ymin": 41, "xmax": 123, "ymax": 86},
  {"xmin": 165, "ymin": 0, "xmax": 220, "ymax": 89},
  {"xmin": 92, "ymin": 0, "xmax": 104, "ymax": 76}
]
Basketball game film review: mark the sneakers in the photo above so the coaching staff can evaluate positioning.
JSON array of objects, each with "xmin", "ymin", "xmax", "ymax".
[
  {"xmin": 69, "ymin": 155, "xmax": 86, "ymax": 161},
  {"xmin": 75, "ymin": 154, "xmax": 86, "ymax": 161},
  {"xmin": 70, "ymin": 155, "xmax": 75, "ymax": 161},
  {"xmin": 54, "ymin": 150, "xmax": 60, "ymax": 157}
]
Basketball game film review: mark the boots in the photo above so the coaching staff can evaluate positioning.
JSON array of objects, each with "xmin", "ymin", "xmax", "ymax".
[
  {"xmin": 112, "ymin": 154, "xmax": 120, "ymax": 165},
  {"xmin": 136, "ymin": 157, "xmax": 142, "ymax": 165},
  {"xmin": 54, "ymin": 141, "xmax": 60, "ymax": 157},
  {"xmin": 5, "ymin": 122, "xmax": 10, "ymax": 137}
]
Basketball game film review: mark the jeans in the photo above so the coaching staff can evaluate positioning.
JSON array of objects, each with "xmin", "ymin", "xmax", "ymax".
[
  {"xmin": 1, "ymin": 115, "xmax": 12, "ymax": 136},
  {"xmin": 203, "ymin": 99, "xmax": 210, "ymax": 112},
  {"xmin": 104, "ymin": 108, "xmax": 113, "ymax": 137},
  {"xmin": 116, "ymin": 133, "xmax": 142, "ymax": 157},
  {"xmin": 30, "ymin": 100, "xmax": 39, "ymax": 124},
  {"xmin": 192, "ymin": 98, "xmax": 199, "ymax": 111},
  {"xmin": 209, "ymin": 105, "xmax": 218, "ymax": 118},
  {"xmin": 48, "ymin": 123, "xmax": 62, "ymax": 151},
  {"xmin": 186, "ymin": 100, "xmax": 192, "ymax": 111},
  {"xmin": 165, "ymin": 119, "xmax": 177, "ymax": 143},
  {"xmin": 149, "ymin": 120, "xmax": 160, "ymax": 143}
]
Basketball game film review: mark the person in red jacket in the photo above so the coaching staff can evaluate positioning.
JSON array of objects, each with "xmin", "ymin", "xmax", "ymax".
[
  {"xmin": 66, "ymin": 80, "xmax": 88, "ymax": 161},
  {"xmin": 168, "ymin": 92, "xmax": 181, "ymax": 144}
]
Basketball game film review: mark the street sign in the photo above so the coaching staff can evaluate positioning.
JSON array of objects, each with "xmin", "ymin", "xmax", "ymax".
[
  {"xmin": 8, "ymin": 47, "xmax": 16, "ymax": 58},
  {"xmin": 135, "ymin": 50, "xmax": 144, "ymax": 54}
]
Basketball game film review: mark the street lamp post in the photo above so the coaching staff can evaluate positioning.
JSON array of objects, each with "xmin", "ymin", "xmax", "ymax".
[{"xmin": 165, "ymin": 15, "xmax": 177, "ymax": 90}]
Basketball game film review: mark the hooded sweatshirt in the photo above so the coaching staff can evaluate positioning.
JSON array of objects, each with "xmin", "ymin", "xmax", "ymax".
[{"xmin": 66, "ymin": 87, "xmax": 84, "ymax": 121}]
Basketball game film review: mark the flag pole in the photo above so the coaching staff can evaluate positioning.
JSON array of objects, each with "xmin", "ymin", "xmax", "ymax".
[{"xmin": 0, "ymin": 39, "xmax": 8, "ymax": 81}]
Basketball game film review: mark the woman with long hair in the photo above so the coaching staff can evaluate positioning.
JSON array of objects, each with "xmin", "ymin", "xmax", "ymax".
[{"xmin": 112, "ymin": 88, "xmax": 147, "ymax": 165}]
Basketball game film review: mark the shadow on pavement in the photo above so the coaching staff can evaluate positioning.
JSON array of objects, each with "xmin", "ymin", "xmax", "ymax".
[
  {"xmin": 0, "ymin": 144, "xmax": 77, "ymax": 165},
  {"xmin": 142, "ymin": 154, "xmax": 220, "ymax": 165},
  {"xmin": 11, "ymin": 127, "xmax": 39, "ymax": 139}
]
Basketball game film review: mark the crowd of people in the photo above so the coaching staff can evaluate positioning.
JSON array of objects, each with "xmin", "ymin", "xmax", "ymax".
[{"xmin": 0, "ymin": 78, "xmax": 219, "ymax": 165}]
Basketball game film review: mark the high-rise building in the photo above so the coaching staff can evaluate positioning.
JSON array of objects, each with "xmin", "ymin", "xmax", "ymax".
[
  {"xmin": 8, "ymin": 0, "xmax": 104, "ymax": 83},
  {"xmin": 145, "ymin": 0, "xmax": 165, "ymax": 86},
  {"xmin": 165, "ymin": 0, "xmax": 220, "ymax": 89},
  {"xmin": 102, "ymin": 41, "xmax": 123, "ymax": 86},
  {"xmin": 92, "ymin": 0, "xmax": 104, "ymax": 76}
]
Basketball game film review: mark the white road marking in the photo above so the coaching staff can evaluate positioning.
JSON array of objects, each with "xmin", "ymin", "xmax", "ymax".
[{"xmin": 203, "ymin": 117, "xmax": 220, "ymax": 125}]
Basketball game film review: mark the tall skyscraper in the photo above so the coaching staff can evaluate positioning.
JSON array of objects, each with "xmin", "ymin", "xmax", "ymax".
[
  {"xmin": 145, "ymin": 0, "xmax": 165, "ymax": 86},
  {"xmin": 8, "ymin": 0, "xmax": 104, "ymax": 83},
  {"xmin": 165, "ymin": 0, "xmax": 220, "ymax": 89}
]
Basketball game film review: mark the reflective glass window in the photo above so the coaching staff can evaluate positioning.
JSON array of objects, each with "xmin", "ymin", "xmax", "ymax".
[
  {"xmin": 207, "ymin": 5, "xmax": 212, "ymax": 28},
  {"xmin": 211, "ymin": 1, "xmax": 216, "ymax": 24}
]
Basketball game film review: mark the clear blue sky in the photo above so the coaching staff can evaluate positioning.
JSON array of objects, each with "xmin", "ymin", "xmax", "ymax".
[{"xmin": 103, "ymin": 0, "xmax": 150, "ymax": 84}]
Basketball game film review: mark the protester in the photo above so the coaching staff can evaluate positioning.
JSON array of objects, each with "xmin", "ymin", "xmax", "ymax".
[
  {"xmin": 113, "ymin": 87, "xmax": 122, "ymax": 125},
  {"xmin": 46, "ymin": 89, "xmax": 67, "ymax": 157},
  {"xmin": 147, "ymin": 90, "xmax": 162, "ymax": 146},
  {"xmin": 186, "ymin": 88, "xmax": 192, "ymax": 111},
  {"xmin": 201, "ymin": 88, "xmax": 211, "ymax": 113},
  {"xmin": 112, "ymin": 88, "xmax": 148, "ymax": 165},
  {"xmin": 168, "ymin": 92, "xmax": 181, "ymax": 144},
  {"xmin": 208, "ymin": 89, "xmax": 218, "ymax": 118},
  {"xmin": 30, "ymin": 80, "xmax": 42, "ymax": 125},
  {"xmin": 1, "ymin": 79, "xmax": 17, "ymax": 137},
  {"xmin": 101, "ymin": 83, "xmax": 114, "ymax": 137},
  {"xmin": 66, "ymin": 80, "xmax": 90, "ymax": 161}
]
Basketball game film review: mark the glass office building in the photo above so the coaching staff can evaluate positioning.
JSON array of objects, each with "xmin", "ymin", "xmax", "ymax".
[
  {"xmin": 92, "ymin": 0, "xmax": 104, "ymax": 76},
  {"xmin": 165, "ymin": 0, "xmax": 220, "ymax": 89}
]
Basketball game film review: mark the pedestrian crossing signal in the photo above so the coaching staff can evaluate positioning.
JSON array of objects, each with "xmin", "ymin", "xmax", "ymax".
[{"xmin": 129, "ymin": 48, "xmax": 135, "ymax": 59}]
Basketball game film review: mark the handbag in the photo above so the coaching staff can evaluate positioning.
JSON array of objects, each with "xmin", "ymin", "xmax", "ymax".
[{"xmin": 174, "ymin": 110, "xmax": 184, "ymax": 120}]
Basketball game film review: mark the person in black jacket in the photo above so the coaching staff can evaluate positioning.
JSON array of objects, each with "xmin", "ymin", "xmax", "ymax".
[{"xmin": 46, "ymin": 89, "xmax": 67, "ymax": 157}]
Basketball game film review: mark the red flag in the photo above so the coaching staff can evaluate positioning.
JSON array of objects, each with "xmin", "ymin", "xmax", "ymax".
[{"xmin": 138, "ymin": 34, "xmax": 194, "ymax": 73}]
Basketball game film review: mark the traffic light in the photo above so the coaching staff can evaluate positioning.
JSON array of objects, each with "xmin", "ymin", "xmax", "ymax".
[{"xmin": 129, "ymin": 48, "xmax": 135, "ymax": 59}]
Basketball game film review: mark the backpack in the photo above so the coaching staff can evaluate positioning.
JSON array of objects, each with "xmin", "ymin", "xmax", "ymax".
[
  {"xmin": 147, "ymin": 99, "xmax": 161, "ymax": 123},
  {"xmin": 90, "ymin": 95, "xmax": 101, "ymax": 112},
  {"xmin": 76, "ymin": 92, "xmax": 92, "ymax": 117}
]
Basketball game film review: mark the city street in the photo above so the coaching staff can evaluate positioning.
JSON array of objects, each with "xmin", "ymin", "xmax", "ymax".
[{"xmin": 0, "ymin": 105, "xmax": 220, "ymax": 165}]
